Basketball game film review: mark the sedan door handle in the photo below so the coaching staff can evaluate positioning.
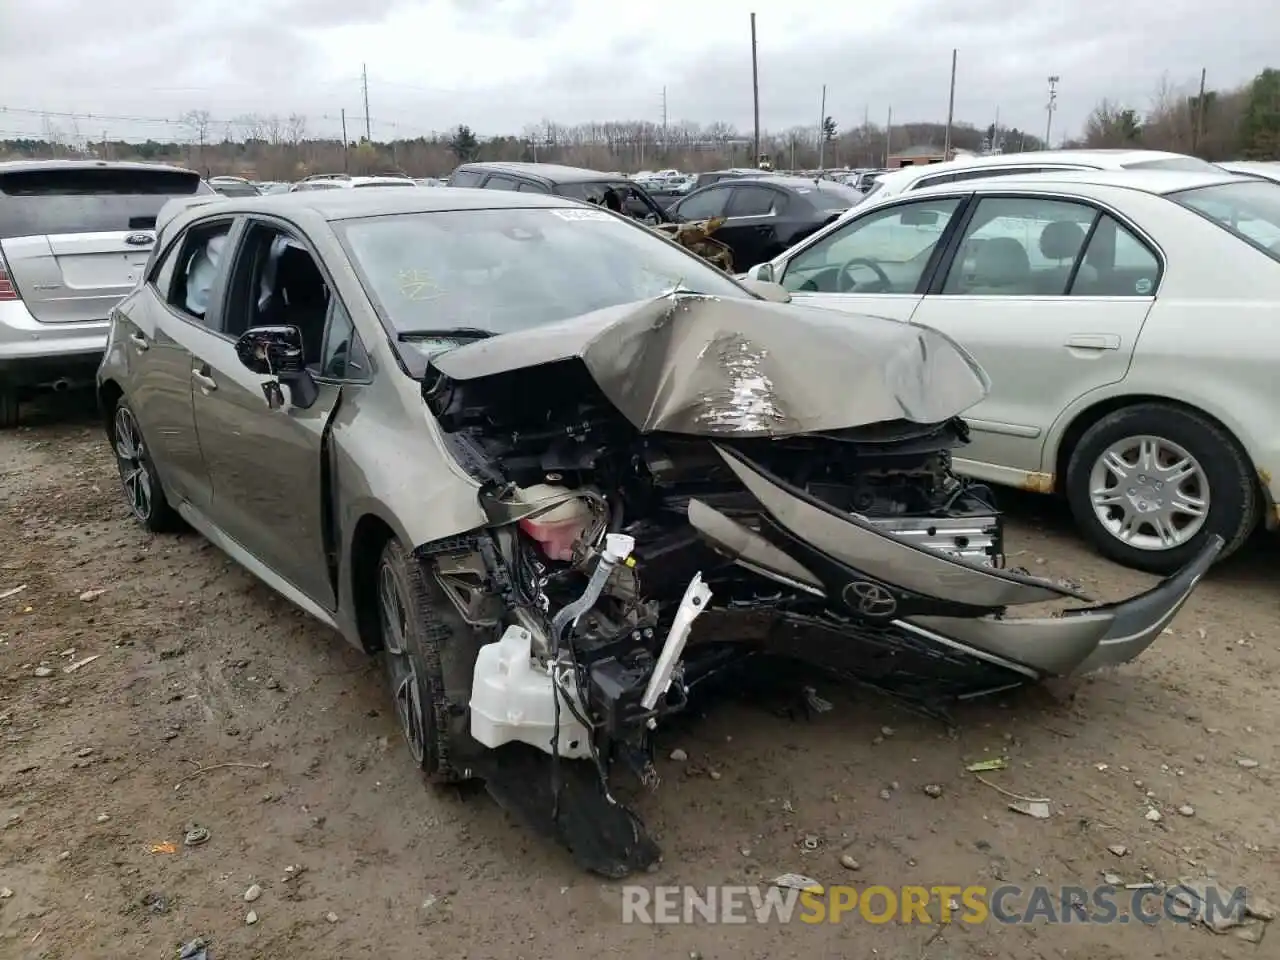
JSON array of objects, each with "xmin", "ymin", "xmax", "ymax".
[
  {"xmin": 1064, "ymin": 334, "xmax": 1121, "ymax": 351},
  {"xmin": 128, "ymin": 331, "xmax": 149, "ymax": 351},
  {"xmin": 191, "ymin": 368, "xmax": 217, "ymax": 391}
]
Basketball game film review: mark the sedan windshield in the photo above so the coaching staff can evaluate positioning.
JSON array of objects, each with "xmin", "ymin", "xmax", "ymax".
[
  {"xmin": 1168, "ymin": 180, "xmax": 1280, "ymax": 259},
  {"xmin": 334, "ymin": 207, "xmax": 749, "ymax": 338}
]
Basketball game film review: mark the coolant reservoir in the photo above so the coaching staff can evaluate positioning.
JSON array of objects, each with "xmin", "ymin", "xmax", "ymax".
[{"xmin": 516, "ymin": 483, "xmax": 592, "ymax": 561}]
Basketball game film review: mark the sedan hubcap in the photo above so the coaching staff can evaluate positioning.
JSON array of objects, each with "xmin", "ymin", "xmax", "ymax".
[
  {"xmin": 1088, "ymin": 435, "xmax": 1209, "ymax": 551},
  {"xmin": 379, "ymin": 563, "xmax": 426, "ymax": 764},
  {"xmin": 112, "ymin": 407, "xmax": 153, "ymax": 521}
]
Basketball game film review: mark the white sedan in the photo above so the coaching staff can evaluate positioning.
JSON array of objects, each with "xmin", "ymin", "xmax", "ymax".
[{"xmin": 744, "ymin": 169, "xmax": 1280, "ymax": 573}]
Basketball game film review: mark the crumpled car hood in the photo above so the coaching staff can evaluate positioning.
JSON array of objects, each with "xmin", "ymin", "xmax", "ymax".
[{"xmin": 427, "ymin": 292, "xmax": 991, "ymax": 437}]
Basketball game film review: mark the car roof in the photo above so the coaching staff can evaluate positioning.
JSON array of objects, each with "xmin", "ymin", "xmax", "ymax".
[
  {"xmin": 0, "ymin": 158, "xmax": 200, "ymax": 176},
  {"xmin": 900, "ymin": 167, "xmax": 1246, "ymax": 199},
  {"xmin": 874, "ymin": 149, "xmax": 1213, "ymax": 186},
  {"xmin": 169, "ymin": 185, "xmax": 584, "ymax": 223},
  {"xmin": 456, "ymin": 161, "xmax": 624, "ymax": 184}
]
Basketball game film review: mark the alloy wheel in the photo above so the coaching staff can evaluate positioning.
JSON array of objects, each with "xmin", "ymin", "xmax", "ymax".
[
  {"xmin": 112, "ymin": 406, "xmax": 154, "ymax": 522},
  {"xmin": 379, "ymin": 562, "xmax": 426, "ymax": 764},
  {"xmin": 1088, "ymin": 434, "xmax": 1209, "ymax": 551}
]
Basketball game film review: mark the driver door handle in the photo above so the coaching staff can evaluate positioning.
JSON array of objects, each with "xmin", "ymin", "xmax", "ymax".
[
  {"xmin": 128, "ymin": 331, "xmax": 149, "ymax": 351},
  {"xmin": 192, "ymin": 367, "xmax": 217, "ymax": 391},
  {"xmin": 1064, "ymin": 334, "xmax": 1121, "ymax": 351}
]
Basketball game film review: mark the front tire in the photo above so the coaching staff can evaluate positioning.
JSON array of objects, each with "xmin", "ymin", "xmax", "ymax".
[
  {"xmin": 111, "ymin": 398, "xmax": 181, "ymax": 532},
  {"xmin": 376, "ymin": 538, "xmax": 481, "ymax": 783},
  {"xmin": 1065, "ymin": 403, "xmax": 1257, "ymax": 574}
]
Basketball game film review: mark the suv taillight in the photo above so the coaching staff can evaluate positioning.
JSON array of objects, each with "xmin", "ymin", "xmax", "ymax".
[{"xmin": 0, "ymin": 253, "xmax": 18, "ymax": 302}]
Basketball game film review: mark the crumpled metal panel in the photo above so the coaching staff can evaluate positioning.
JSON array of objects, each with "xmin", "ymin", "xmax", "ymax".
[{"xmin": 429, "ymin": 292, "xmax": 991, "ymax": 437}]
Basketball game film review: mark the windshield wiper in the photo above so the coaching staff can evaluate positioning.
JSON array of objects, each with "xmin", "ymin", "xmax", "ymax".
[{"xmin": 397, "ymin": 327, "xmax": 493, "ymax": 342}]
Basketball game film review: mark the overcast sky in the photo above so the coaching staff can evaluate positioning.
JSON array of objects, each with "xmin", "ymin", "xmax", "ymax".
[{"xmin": 1, "ymin": 0, "xmax": 1274, "ymax": 145}]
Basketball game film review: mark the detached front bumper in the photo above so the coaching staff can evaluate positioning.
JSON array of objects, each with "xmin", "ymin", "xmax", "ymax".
[{"xmin": 695, "ymin": 444, "xmax": 1221, "ymax": 680}]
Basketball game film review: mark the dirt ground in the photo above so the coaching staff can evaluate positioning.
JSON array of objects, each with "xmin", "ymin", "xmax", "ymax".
[{"xmin": 1, "ymin": 392, "xmax": 1276, "ymax": 960}]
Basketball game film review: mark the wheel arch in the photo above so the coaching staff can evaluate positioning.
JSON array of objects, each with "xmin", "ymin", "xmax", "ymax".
[
  {"xmin": 347, "ymin": 512, "xmax": 398, "ymax": 654},
  {"xmin": 97, "ymin": 378, "xmax": 124, "ymax": 435},
  {"xmin": 1051, "ymin": 393, "xmax": 1267, "ymax": 513}
]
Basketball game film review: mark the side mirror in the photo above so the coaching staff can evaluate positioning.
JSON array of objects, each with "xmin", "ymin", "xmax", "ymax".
[
  {"xmin": 744, "ymin": 262, "xmax": 776, "ymax": 283},
  {"xmin": 738, "ymin": 278, "xmax": 792, "ymax": 303},
  {"xmin": 234, "ymin": 325, "xmax": 318, "ymax": 409}
]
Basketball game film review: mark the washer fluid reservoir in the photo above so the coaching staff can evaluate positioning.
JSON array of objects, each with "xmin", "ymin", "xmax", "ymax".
[{"xmin": 516, "ymin": 483, "xmax": 592, "ymax": 561}]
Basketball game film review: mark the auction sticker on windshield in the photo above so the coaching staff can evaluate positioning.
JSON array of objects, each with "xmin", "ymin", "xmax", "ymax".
[{"xmin": 551, "ymin": 209, "xmax": 615, "ymax": 221}]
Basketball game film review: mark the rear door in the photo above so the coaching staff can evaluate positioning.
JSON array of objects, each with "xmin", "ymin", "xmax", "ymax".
[
  {"xmin": 719, "ymin": 184, "xmax": 789, "ymax": 269},
  {"xmin": 0, "ymin": 166, "xmax": 209, "ymax": 324},
  {"xmin": 908, "ymin": 193, "xmax": 1160, "ymax": 480}
]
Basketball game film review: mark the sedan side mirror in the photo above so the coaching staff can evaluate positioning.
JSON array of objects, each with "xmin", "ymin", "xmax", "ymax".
[
  {"xmin": 738, "ymin": 278, "xmax": 792, "ymax": 303},
  {"xmin": 745, "ymin": 262, "xmax": 776, "ymax": 283},
  {"xmin": 234, "ymin": 325, "xmax": 318, "ymax": 410}
]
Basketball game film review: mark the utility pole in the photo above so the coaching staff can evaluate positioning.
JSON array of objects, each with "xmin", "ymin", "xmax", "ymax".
[
  {"xmin": 101, "ymin": 129, "xmax": 108, "ymax": 160},
  {"xmin": 991, "ymin": 105, "xmax": 1000, "ymax": 153},
  {"xmin": 361, "ymin": 63, "xmax": 372, "ymax": 142},
  {"xmin": 817, "ymin": 84, "xmax": 827, "ymax": 170},
  {"xmin": 1192, "ymin": 67, "xmax": 1207, "ymax": 154},
  {"xmin": 943, "ymin": 49, "xmax": 957, "ymax": 160},
  {"xmin": 884, "ymin": 106, "xmax": 892, "ymax": 167},
  {"xmin": 1045, "ymin": 75, "xmax": 1059, "ymax": 148},
  {"xmin": 750, "ymin": 12, "xmax": 760, "ymax": 165},
  {"xmin": 661, "ymin": 86, "xmax": 668, "ymax": 148},
  {"xmin": 340, "ymin": 109, "xmax": 349, "ymax": 171}
]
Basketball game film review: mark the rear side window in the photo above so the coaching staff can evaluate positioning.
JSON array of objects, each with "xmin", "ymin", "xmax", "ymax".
[
  {"xmin": 0, "ymin": 167, "xmax": 208, "ymax": 238},
  {"xmin": 448, "ymin": 169, "xmax": 485, "ymax": 187},
  {"xmin": 483, "ymin": 176, "xmax": 520, "ymax": 191}
]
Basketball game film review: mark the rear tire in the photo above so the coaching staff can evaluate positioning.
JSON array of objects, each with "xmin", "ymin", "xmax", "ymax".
[
  {"xmin": 1065, "ymin": 403, "xmax": 1257, "ymax": 574},
  {"xmin": 0, "ymin": 387, "xmax": 18, "ymax": 429},
  {"xmin": 110, "ymin": 397, "xmax": 182, "ymax": 533},
  {"xmin": 376, "ymin": 538, "xmax": 481, "ymax": 783}
]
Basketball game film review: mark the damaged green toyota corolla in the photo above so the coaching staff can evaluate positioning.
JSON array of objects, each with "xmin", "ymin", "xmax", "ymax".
[{"xmin": 97, "ymin": 187, "xmax": 1220, "ymax": 877}]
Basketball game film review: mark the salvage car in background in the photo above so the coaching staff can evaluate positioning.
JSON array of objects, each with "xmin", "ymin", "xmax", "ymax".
[
  {"xmin": 745, "ymin": 169, "xmax": 1280, "ymax": 573},
  {"xmin": 0, "ymin": 159, "xmax": 212, "ymax": 427},
  {"xmin": 667, "ymin": 175, "xmax": 863, "ymax": 271},
  {"xmin": 97, "ymin": 186, "xmax": 1218, "ymax": 877}
]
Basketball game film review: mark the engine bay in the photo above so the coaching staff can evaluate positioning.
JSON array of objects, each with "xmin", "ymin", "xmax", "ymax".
[{"xmin": 423, "ymin": 357, "xmax": 1006, "ymax": 744}]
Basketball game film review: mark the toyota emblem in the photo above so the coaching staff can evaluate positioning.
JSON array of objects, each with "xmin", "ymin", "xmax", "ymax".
[{"xmin": 842, "ymin": 580, "xmax": 898, "ymax": 618}]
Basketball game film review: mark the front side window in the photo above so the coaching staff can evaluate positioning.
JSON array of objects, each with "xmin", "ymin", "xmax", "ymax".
[
  {"xmin": 941, "ymin": 196, "xmax": 1099, "ymax": 296},
  {"xmin": 780, "ymin": 197, "xmax": 963, "ymax": 294},
  {"xmin": 334, "ymin": 207, "xmax": 750, "ymax": 355},
  {"xmin": 448, "ymin": 169, "xmax": 486, "ymax": 188},
  {"xmin": 1169, "ymin": 180, "xmax": 1280, "ymax": 260}
]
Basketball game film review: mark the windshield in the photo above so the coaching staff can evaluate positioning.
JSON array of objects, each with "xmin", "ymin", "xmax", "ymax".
[
  {"xmin": 1168, "ymin": 180, "xmax": 1280, "ymax": 259},
  {"xmin": 335, "ymin": 207, "xmax": 749, "ymax": 342}
]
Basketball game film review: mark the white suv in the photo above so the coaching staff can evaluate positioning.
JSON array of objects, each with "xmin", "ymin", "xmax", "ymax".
[
  {"xmin": 865, "ymin": 149, "xmax": 1220, "ymax": 201},
  {"xmin": 0, "ymin": 159, "xmax": 212, "ymax": 427}
]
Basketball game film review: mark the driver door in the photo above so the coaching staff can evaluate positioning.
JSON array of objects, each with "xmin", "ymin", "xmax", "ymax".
[
  {"xmin": 776, "ymin": 195, "xmax": 970, "ymax": 321},
  {"xmin": 188, "ymin": 218, "xmax": 345, "ymax": 611}
]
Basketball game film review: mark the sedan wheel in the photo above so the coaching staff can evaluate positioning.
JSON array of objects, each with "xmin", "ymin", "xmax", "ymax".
[
  {"xmin": 1087, "ymin": 435, "xmax": 1209, "ymax": 551},
  {"xmin": 375, "ymin": 538, "xmax": 481, "ymax": 783},
  {"xmin": 111, "ymin": 399, "xmax": 180, "ymax": 532},
  {"xmin": 1066, "ymin": 403, "xmax": 1258, "ymax": 574}
]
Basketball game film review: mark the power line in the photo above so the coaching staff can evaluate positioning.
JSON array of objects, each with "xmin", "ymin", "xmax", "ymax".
[{"xmin": 0, "ymin": 104, "xmax": 402, "ymax": 134}]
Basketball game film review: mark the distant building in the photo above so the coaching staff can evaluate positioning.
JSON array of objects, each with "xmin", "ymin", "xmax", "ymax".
[{"xmin": 887, "ymin": 144, "xmax": 977, "ymax": 168}]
